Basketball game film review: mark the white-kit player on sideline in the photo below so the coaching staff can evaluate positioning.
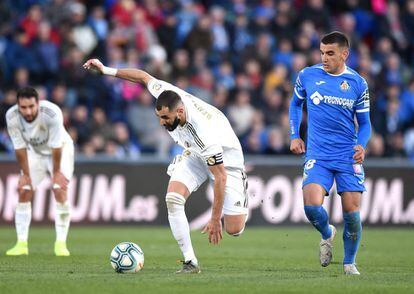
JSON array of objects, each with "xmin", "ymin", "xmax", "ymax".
[
  {"xmin": 5, "ymin": 86, "xmax": 74, "ymax": 256},
  {"xmin": 83, "ymin": 58, "xmax": 249, "ymax": 274}
]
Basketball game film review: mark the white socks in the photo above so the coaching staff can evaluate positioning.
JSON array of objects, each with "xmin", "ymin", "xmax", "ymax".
[
  {"xmin": 55, "ymin": 202, "xmax": 71, "ymax": 242},
  {"xmin": 14, "ymin": 201, "xmax": 70, "ymax": 243},
  {"xmin": 166, "ymin": 192, "xmax": 198, "ymax": 264},
  {"xmin": 15, "ymin": 202, "xmax": 32, "ymax": 242}
]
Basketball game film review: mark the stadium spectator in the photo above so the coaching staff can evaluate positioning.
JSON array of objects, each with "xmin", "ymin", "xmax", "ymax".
[{"xmin": 0, "ymin": 0, "xmax": 413, "ymax": 160}]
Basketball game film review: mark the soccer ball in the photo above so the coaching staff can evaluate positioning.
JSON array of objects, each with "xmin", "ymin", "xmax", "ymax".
[{"xmin": 110, "ymin": 242, "xmax": 144, "ymax": 273}]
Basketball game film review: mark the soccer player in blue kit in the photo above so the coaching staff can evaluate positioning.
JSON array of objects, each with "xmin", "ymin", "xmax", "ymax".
[{"xmin": 289, "ymin": 32, "xmax": 371, "ymax": 275}]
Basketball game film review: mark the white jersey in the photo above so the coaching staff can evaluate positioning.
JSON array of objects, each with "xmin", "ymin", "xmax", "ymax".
[
  {"xmin": 147, "ymin": 78, "xmax": 244, "ymax": 170},
  {"xmin": 6, "ymin": 100, "xmax": 73, "ymax": 156}
]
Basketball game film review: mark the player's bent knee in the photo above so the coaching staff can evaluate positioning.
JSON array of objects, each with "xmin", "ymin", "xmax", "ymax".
[
  {"xmin": 18, "ymin": 189, "xmax": 33, "ymax": 202},
  {"xmin": 225, "ymin": 224, "xmax": 245, "ymax": 237},
  {"xmin": 165, "ymin": 192, "xmax": 186, "ymax": 213},
  {"xmin": 230, "ymin": 226, "xmax": 245, "ymax": 237},
  {"xmin": 53, "ymin": 189, "xmax": 67, "ymax": 203}
]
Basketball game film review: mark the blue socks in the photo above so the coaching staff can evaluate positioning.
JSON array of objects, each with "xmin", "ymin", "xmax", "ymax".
[
  {"xmin": 304, "ymin": 205, "xmax": 332, "ymax": 240},
  {"xmin": 343, "ymin": 211, "xmax": 362, "ymax": 265}
]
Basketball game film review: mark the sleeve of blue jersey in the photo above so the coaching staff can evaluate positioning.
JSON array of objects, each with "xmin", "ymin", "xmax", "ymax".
[
  {"xmin": 289, "ymin": 95, "xmax": 304, "ymax": 139},
  {"xmin": 289, "ymin": 71, "xmax": 306, "ymax": 139},
  {"xmin": 355, "ymin": 78, "xmax": 371, "ymax": 148},
  {"xmin": 356, "ymin": 111, "xmax": 371, "ymax": 148}
]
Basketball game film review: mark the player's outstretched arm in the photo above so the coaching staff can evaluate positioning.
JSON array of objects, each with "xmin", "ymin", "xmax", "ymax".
[{"xmin": 83, "ymin": 59, "xmax": 153, "ymax": 86}]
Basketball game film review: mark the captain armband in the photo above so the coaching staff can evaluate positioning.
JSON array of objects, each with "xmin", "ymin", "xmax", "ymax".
[{"xmin": 206, "ymin": 153, "xmax": 223, "ymax": 166}]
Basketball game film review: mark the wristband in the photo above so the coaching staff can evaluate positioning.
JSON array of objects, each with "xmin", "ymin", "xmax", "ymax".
[{"xmin": 102, "ymin": 66, "xmax": 118, "ymax": 76}]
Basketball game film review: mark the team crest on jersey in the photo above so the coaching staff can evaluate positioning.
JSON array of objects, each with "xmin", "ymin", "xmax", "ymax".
[
  {"xmin": 340, "ymin": 80, "xmax": 350, "ymax": 91},
  {"xmin": 39, "ymin": 125, "xmax": 46, "ymax": 132},
  {"xmin": 184, "ymin": 141, "xmax": 191, "ymax": 148}
]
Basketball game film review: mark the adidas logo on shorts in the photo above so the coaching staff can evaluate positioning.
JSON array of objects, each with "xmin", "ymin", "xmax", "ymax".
[{"xmin": 234, "ymin": 201, "xmax": 241, "ymax": 207}]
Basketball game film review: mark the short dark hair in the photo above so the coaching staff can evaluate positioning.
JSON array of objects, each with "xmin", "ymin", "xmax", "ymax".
[
  {"xmin": 16, "ymin": 87, "xmax": 39, "ymax": 102},
  {"xmin": 321, "ymin": 31, "xmax": 350, "ymax": 48},
  {"xmin": 156, "ymin": 90, "xmax": 182, "ymax": 111}
]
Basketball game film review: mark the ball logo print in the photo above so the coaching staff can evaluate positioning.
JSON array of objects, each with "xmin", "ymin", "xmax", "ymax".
[
  {"xmin": 310, "ymin": 92, "xmax": 323, "ymax": 105},
  {"xmin": 110, "ymin": 242, "xmax": 144, "ymax": 273}
]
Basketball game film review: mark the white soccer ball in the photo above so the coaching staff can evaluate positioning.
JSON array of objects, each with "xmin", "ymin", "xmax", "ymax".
[{"xmin": 110, "ymin": 242, "xmax": 144, "ymax": 273}]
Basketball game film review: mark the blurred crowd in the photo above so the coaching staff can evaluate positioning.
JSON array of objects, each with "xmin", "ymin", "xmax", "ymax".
[{"xmin": 0, "ymin": 0, "xmax": 413, "ymax": 160}]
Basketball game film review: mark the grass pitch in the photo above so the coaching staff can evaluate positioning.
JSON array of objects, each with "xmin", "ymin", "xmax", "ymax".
[{"xmin": 0, "ymin": 226, "xmax": 413, "ymax": 294}]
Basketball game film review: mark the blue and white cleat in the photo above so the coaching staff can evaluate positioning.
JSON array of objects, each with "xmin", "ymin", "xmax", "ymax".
[{"xmin": 319, "ymin": 224, "xmax": 336, "ymax": 267}]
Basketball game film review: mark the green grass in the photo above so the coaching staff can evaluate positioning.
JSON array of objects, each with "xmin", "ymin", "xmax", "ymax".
[{"xmin": 0, "ymin": 226, "xmax": 413, "ymax": 294}]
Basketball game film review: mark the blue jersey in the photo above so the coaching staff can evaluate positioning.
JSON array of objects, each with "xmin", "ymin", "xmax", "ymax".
[{"xmin": 290, "ymin": 64, "xmax": 370, "ymax": 162}]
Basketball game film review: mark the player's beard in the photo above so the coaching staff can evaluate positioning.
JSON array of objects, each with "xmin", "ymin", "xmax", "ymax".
[
  {"xmin": 20, "ymin": 110, "xmax": 38, "ymax": 123},
  {"xmin": 165, "ymin": 116, "xmax": 180, "ymax": 132}
]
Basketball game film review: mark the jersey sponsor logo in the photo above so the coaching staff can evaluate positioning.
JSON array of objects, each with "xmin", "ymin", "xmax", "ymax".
[
  {"xmin": 29, "ymin": 137, "xmax": 48, "ymax": 146},
  {"xmin": 310, "ymin": 91, "xmax": 354, "ymax": 109},
  {"xmin": 340, "ymin": 80, "xmax": 350, "ymax": 91},
  {"xmin": 315, "ymin": 80, "xmax": 326, "ymax": 85},
  {"xmin": 310, "ymin": 91, "xmax": 323, "ymax": 105}
]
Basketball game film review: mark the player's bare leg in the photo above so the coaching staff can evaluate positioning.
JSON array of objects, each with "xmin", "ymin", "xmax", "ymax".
[
  {"xmin": 6, "ymin": 185, "xmax": 33, "ymax": 256},
  {"xmin": 166, "ymin": 181, "xmax": 200, "ymax": 274},
  {"xmin": 303, "ymin": 184, "xmax": 336, "ymax": 267},
  {"xmin": 53, "ymin": 186, "xmax": 71, "ymax": 257}
]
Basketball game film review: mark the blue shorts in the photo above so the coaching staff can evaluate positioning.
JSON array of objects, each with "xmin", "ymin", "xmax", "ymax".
[{"xmin": 302, "ymin": 159, "xmax": 366, "ymax": 195}]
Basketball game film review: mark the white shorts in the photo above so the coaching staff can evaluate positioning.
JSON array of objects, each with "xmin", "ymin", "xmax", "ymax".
[
  {"xmin": 27, "ymin": 143, "xmax": 75, "ymax": 188},
  {"xmin": 167, "ymin": 152, "xmax": 248, "ymax": 216}
]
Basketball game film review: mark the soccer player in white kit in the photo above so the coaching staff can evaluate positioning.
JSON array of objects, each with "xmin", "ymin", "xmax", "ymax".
[
  {"xmin": 84, "ymin": 59, "xmax": 248, "ymax": 273},
  {"xmin": 5, "ymin": 87, "xmax": 74, "ymax": 256}
]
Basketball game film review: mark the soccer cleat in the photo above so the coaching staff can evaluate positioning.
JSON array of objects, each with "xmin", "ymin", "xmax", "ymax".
[
  {"xmin": 6, "ymin": 241, "xmax": 29, "ymax": 256},
  {"xmin": 54, "ymin": 241, "xmax": 70, "ymax": 257},
  {"xmin": 319, "ymin": 225, "xmax": 336, "ymax": 267},
  {"xmin": 344, "ymin": 263, "xmax": 360, "ymax": 275},
  {"xmin": 176, "ymin": 260, "xmax": 201, "ymax": 274}
]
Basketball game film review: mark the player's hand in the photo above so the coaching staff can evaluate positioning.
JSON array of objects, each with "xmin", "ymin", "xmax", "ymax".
[
  {"xmin": 83, "ymin": 59, "xmax": 104, "ymax": 74},
  {"xmin": 353, "ymin": 145, "xmax": 365, "ymax": 164},
  {"xmin": 18, "ymin": 174, "xmax": 32, "ymax": 192},
  {"xmin": 290, "ymin": 138, "xmax": 306, "ymax": 154},
  {"xmin": 53, "ymin": 171, "xmax": 69, "ymax": 191},
  {"xmin": 201, "ymin": 218, "xmax": 223, "ymax": 245}
]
